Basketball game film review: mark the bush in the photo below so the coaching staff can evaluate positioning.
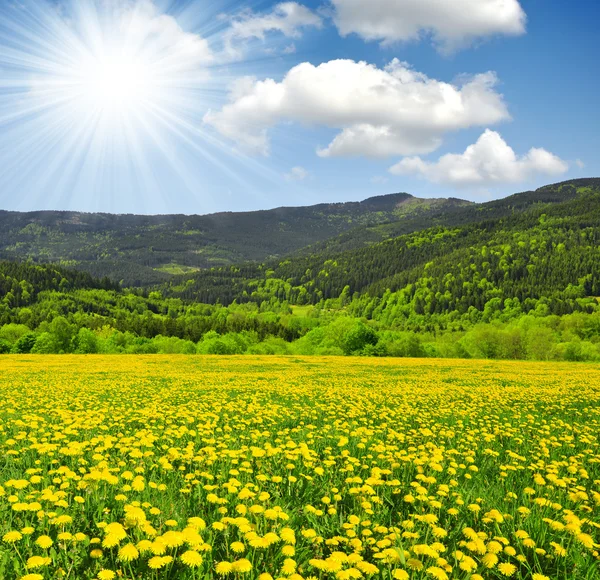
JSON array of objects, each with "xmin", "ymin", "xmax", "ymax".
[
  {"xmin": 248, "ymin": 337, "xmax": 290, "ymax": 355},
  {"xmin": 198, "ymin": 332, "xmax": 250, "ymax": 355},
  {"xmin": 125, "ymin": 338, "xmax": 159, "ymax": 354},
  {"xmin": 11, "ymin": 333, "xmax": 38, "ymax": 354},
  {"xmin": 362, "ymin": 343, "xmax": 387, "ymax": 357},
  {"xmin": 31, "ymin": 332, "xmax": 60, "ymax": 354},
  {"xmin": 0, "ymin": 324, "xmax": 31, "ymax": 345},
  {"xmin": 0, "ymin": 338, "xmax": 11, "ymax": 354},
  {"xmin": 342, "ymin": 321, "xmax": 379, "ymax": 355},
  {"xmin": 383, "ymin": 334, "xmax": 426, "ymax": 358},
  {"xmin": 73, "ymin": 328, "xmax": 99, "ymax": 354}
]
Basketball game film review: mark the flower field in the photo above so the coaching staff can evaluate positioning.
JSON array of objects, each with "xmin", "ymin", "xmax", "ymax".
[{"xmin": 0, "ymin": 356, "xmax": 599, "ymax": 580}]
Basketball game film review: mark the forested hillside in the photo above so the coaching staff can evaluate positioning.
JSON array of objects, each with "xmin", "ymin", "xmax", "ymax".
[
  {"xmin": 0, "ymin": 193, "xmax": 465, "ymax": 285},
  {"xmin": 164, "ymin": 179, "xmax": 600, "ymax": 311},
  {"xmin": 1, "ymin": 178, "xmax": 600, "ymax": 360}
]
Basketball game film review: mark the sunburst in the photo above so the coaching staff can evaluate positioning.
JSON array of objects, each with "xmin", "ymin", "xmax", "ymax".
[{"xmin": 0, "ymin": 0, "xmax": 268, "ymax": 212}]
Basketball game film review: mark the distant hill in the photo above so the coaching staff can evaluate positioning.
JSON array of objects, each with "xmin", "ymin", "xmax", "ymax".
[
  {"xmin": 0, "ymin": 193, "xmax": 468, "ymax": 285},
  {"xmin": 2, "ymin": 179, "xmax": 600, "ymax": 359},
  {"xmin": 162, "ymin": 179, "xmax": 600, "ymax": 310}
]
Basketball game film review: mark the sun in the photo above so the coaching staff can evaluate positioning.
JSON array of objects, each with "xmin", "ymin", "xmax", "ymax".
[
  {"xmin": 0, "ymin": 0, "xmax": 238, "ymax": 212},
  {"xmin": 78, "ymin": 51, "xmax": 153, "ymax": 114},
  {"xmin": 20, "ymin": 0, "xmax": 214, "ymax": 131}
]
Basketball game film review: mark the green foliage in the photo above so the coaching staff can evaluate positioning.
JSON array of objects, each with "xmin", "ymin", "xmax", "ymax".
[
  {"xmin": 0, "ymin": 338, "xmax": 11, "ymax": 353},
  {"xmin": 72, "ymin": 327, "xmax": 99, "ymax": 354},
  {"xmin": 0, "ymin": 192, "xmax": 456, "ymax": 285},
  {"xmin": 2, "ymin": 179, "xmax": 600, "ymax": 361},
  {"xmin": 11, "ymin": 332, "xmax": 37, "ymax": 354},
  {"xmin": 31, "ymin": 332, "xmax": 60, "ymax": 354},
  {"xmin": 342, "ymin": 321, "xmax": 379, "ymax": 355}
]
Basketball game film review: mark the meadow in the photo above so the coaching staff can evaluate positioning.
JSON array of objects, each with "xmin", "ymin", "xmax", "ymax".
[{"xmin": 0, "ymin": 356, "xmax": 598, "ymax": 580}]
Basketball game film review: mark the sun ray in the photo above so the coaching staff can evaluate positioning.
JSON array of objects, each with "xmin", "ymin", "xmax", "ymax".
[{"xmin": 0, "ymin": 0, "xmax": 287, "ymax": 213}]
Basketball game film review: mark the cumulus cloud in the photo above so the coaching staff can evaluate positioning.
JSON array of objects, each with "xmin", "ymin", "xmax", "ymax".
[
  {"xmin": 331, "ymin": 0, "xmax": 526, "ymax": 52},
  {"xmin": 223, "ymin": 2, "xmax": 322, "ymax": 59},
  {"xmin": 204, "ymin": 59, "xmax": 509, "ymax": 157},
  {"xmin": 285, "ymin": 166, "xmax": 310, "ymax": 181},
  {"xmin": 121, "ymin": 0, "xmax": 213, "ymax": 67},
  {"xmin": 389, "ymin": 130, "xmax": 569, "ymax": 187}
]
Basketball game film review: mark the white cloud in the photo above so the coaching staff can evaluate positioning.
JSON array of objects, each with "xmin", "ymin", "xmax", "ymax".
[
  {"xmin": 204, "ymin": 59, "xmax": 509, "ymax": 157},
  {"xmin": 576, "ymin": 159, "xmax": 586, "ymax": 169},
  {"xmin": 331, "ymin": 0, "xmax": 526, "ymax": 52},
  {"xmin": 390, "ymin": 130, "xmax": 569, "ymax": 187},
  {"xmin": 285, "ymin": 166, "xmax": 310, "ymax": 181},
  {"xmin": 223, "ymin": 3, "xmax": 321, "ymax": 59},
  {"xmin": 120, "ymin": 0, "xmax": 213, "ymax": 67}
]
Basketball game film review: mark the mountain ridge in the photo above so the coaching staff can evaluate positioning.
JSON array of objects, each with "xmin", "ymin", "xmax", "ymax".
[
  {"xmin": 0, "ymin": 178, "xmax": 597, "ymax": 288},
  {"xmin": 0, "ymin": 191, "xmax": 469, "ymax": 285}
]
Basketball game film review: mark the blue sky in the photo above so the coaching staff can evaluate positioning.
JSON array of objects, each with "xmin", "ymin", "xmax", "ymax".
[{"xmin": 0, "ymin": 0, "xmax": 597, "ymax": 214}]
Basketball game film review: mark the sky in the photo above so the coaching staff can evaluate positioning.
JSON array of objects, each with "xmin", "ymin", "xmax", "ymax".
[{"xmin": 0, "ymin": 0, "xmax": 597, "ymax": 215}]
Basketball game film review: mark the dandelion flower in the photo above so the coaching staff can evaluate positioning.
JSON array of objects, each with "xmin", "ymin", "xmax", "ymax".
[
  {"xmin": 498, "ymin": 563, "xmax": 517, "ymax": 577},
  {"xmin": 118, "ymin": 543, "xmax": 139, "ymax": 562},
  {"xmin": 215, "ymin": 561, "xmax": 233, "ymax": 575},
  {"xmin": 181, "ymin": 551, "xmax": 204, "ymax": 568},
  {"xmin": 232, "ymin": 559, "xmax": 253, "ymax": 573},
  {"xmin": 35, "ymin": 535, "xmax": 53, "ymax": 549},
  {"xmin": 481, "ymin": 553, "xmax": 498, "ymax": 568},
  {"xmin": 148, "ymin": 556, "xmax": 171, "ymax": 569},
  {"xmin": 3, "ymin": 531, "xmax": 22, "ymax": 543},
  {"xmin": 26, "ymin": 556, "xmax": 51, "ymax": 569}
]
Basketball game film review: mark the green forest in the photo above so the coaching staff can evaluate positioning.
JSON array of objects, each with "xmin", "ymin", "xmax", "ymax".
[{"xmin": 1, "ymin": 178, "xmax": 600, "ymax": 361}]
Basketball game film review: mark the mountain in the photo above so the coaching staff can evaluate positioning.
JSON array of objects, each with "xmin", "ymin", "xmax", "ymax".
[
  {"xmin": 1, "ymin": 178, "xmax": 600, "ymax": 359},
  {"xmin": 161, "ymin": 179, "xmax": 600, "ymax": 311},
  {"xmin": 0, "ymin": 193, "xmax": 468, "ymax": 286}
]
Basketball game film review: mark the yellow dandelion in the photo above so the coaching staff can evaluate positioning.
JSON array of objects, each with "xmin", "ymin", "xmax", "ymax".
[
  {"xmin": 148, "ymin": 556, "xmax": 172, "ymax": 569},
  {"xmin": 26, "ymin": 556, "xmax": 51, "ymax": 569},
  {"xmin": 497, "ymin": 563, "xmax": 517, "ymax": 577},
  {"xmin": 215, "ymin": 561, "xmax": 233, "ymax": 575},
  {"xmin": 459, "ymin": 556, "xmax": 477, "ymax": 572},
  {"xmin": 118, "ymin": 543, "xmax": 139, "ymax": 562},
  {"xmin": 181, "ymin": 550, "xmax": 204, "ymax": 568},
  {"xmin": 3, "ymin": 531, "xmax": 22, "ymax": 543},
  {"xmin": 280, "ymin": 558, "xmax": 296, "ymax": 575},
  {"xmin": 407, "ymin": 559, "xmax": 423, "ymax": 571},
  {"xmin": 426, "ymin": 566, "xmax": 448, "ymax": 580},
  {"xmin": 232, "ymin": 559, "xmax": 253, "ymax": 574},
  {"xmin": 481, "ymin": 553, "xmax": 498, "ymax": 568},
  {"xmin": 35, "ymin": 535, "xmax": 53, "ymax": 549}
]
